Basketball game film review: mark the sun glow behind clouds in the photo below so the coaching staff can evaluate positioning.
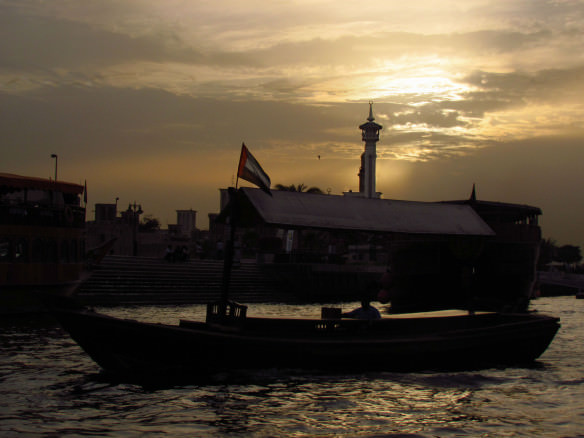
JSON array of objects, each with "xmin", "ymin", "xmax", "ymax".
[
  {"xmin": 371, "ymin": 74, "xmax": 469, "ymax": 100},
  {"xmin": 291, "ymin": 56, "xmax": 475, "ymax": 105}
]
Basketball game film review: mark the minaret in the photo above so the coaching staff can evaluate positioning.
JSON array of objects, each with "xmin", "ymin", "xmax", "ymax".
[{"xmin": 358, "ymin": 102, "xmax": 382, "ymax": 198}]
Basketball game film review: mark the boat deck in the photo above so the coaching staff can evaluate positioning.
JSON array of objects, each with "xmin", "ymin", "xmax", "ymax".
[{"xmin": 178, "ymin": 307, "xmax": 548, "ymax": 340}]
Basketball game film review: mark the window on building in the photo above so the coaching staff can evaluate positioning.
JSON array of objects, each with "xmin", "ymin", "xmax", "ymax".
[
  {"xmin": 32, "ymin": 238, "xmax": 43, "ymax": 262},
  {"xmin": 71, "ymin": 239, "xmax": 78, "ymax": 262},
  {"xmin": 0, "ymin": 238, "xmax": 10, "ymax": 261},
  {"xmin": 15, "ymin": 238, "xmax": 27, "ymax": 262},
  {"xmin": 47, "ymin": 240, "xmax": 58, "ymax": 262},
  {"xmin": 60, "ymin": 240, "xmax": 70, "ymax": 263}
]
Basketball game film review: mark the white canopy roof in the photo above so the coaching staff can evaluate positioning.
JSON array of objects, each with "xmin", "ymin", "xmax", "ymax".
[{"xmin": 240, "ymin": 187, "xmax": 494, "ymax": 236}]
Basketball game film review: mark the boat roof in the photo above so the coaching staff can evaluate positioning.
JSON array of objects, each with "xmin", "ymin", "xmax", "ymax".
[
  {"xmin": 442, "ymin": 199, "xmax": 542, "ymax": 220},
  {"xmin": 235, "ymin": 187, "xmax": 495, "ymax": 236},
  {"xmin": 0, "ymin": 173, "xmax": 84, "ymax": 195}
]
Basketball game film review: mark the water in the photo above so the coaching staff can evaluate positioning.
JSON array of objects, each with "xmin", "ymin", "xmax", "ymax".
[{"xmin": 1, "ymin": 297, "xmax": 583, "ymax": 437}]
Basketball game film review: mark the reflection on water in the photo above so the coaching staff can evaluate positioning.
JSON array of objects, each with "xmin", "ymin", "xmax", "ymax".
[{"xmin": 1, "ymin": 297, "xmax": 583, "ymax": 437}]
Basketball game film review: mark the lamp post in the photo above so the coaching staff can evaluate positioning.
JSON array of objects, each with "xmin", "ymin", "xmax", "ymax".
[
  {"xmin": 50, "ymin": 154, "xmax": 58, "ymax": 181},
  {"xmin": 128, "ymin": 202, "xmax": 143, "ymax": 256}
]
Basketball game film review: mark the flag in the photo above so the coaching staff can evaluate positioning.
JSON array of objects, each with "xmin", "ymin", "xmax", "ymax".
[
  {"xmin": 83, "ymin": 180, "xmax": 88, "ymax": 205},
  {"xmin": 237, "ymin": 143, "xmax": 271, "ymax": 194}
]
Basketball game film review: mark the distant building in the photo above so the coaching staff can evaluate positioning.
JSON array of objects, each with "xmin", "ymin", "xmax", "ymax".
[
  {"xmin": 86, "ymin": 204, "xmax": 200, "ymax": 258},
  {"xmin": 95, "ymin": 203, "xmax": 117, "ymax": 222},
  {"xmin": 86, "ymin": 202, "xmax": 142, "ymax": 256},
  {"xmin": 176, "ymin": 209, "xmax": 197, "ymax": 238}
]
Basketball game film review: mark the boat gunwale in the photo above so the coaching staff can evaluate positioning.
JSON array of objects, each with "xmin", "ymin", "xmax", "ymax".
[{"xmin": 56, "ymin": 308, "xmax": 560, "ymax": 345}]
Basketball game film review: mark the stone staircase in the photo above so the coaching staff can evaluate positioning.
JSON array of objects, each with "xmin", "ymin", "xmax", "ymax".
[{"xmin": 76, "ymin": 255, "xmax": 293, "ymax": 305}]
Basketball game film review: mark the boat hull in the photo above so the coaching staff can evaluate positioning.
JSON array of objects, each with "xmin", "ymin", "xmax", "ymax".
[{"xmin": 53, "ymin": 309, "xmax": 560, "ymax": 381}]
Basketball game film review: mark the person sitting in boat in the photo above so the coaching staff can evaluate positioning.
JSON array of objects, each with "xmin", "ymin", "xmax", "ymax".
[{"xmin": 342, "ymin": 297, "xmax": 381, "ymax": 320}]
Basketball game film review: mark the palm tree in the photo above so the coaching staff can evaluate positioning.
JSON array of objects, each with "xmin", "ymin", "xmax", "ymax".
[
  {"xmin": 274, "ymin": 183, "xmax": 323, "ymax": 194},
  {"xmin": 538, "ymin": 238, "xmax": 557, "ymax": 270}
]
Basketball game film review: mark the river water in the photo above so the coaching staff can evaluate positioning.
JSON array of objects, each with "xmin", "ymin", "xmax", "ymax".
[{"xmin": 0, "ymin": 296, "xmax": 582, "ymax": 437}]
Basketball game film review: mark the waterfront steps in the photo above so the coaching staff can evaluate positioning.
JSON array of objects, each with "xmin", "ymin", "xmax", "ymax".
[{"xmin": 76, "ymin": 255, "xmax": 292, "ymax": 305}]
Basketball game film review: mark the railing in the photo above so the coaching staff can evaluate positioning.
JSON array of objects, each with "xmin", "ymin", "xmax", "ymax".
[
  {"xmin": 0, "ymin": 203, "xmax": 85, "ymax": 228},
  {"xmin": 488, "ymin": 223, "xmax": 541, "ymax": 242},
  {"xmin": 206, "ymin": 301, "xmax": 248, "ymax": 329}
]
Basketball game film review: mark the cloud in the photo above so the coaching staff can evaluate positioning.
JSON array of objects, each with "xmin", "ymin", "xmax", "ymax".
[
  {"xmin": 462, "ymin": 66, "xmax": 584, "ymax": 105},
  {"xmin": 0, "ymin": 86, "xmax": 375, "ymax": 168},
  {"xmin": 392, "ymin": 107, "xmax": 468, "ymax": 129},
  {"xmin": 0, "ymin": 10, "xmax": 169, "ymax": 70},
  {"xmin": 2, "ymin": 0, "xmax": 583, "ymax": 244}
]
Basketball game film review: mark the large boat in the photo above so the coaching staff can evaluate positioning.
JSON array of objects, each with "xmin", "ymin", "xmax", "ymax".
[{"xmin": 0, "ymin": 173, "xmax": 86, "ymax": 314}]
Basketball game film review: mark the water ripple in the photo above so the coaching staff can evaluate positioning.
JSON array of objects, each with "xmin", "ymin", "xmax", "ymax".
[{"xmin": 1, "ymin": 297, "xmax": 583, "ymax": 437}]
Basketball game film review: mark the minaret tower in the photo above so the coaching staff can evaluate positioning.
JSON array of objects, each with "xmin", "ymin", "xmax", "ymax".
[{"xmin": 358, "ymin": 102, "xmax": 382, "ymax": 198}]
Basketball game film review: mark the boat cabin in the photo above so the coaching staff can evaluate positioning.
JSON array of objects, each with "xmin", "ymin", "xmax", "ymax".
[{"xmin": 0, "ymin": 173, "xmax": 86, "ymax": 292}]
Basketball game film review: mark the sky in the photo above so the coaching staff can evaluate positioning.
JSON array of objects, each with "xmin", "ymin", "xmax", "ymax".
[{"xmin": 1, "ymin": 0, "xmax": 583, "ymax": 247}]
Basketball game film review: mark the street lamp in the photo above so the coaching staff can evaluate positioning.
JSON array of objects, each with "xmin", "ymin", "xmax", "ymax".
[
  {"xmin": 50, "ymin": 154, "xmax": 58, "ymax": 181},
  {"xmin": 129, "ymin": 202, "xmax": 143, "ymax": 257}
]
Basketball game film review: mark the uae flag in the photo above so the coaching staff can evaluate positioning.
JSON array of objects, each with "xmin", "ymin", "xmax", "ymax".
[{"xmin": 237, "ymin": 143, "xmax": 271, "ymax": 194}]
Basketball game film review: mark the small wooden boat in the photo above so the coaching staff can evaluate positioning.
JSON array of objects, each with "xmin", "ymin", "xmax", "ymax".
[{"xmin": 53, "ymin": 302, "xmax": 560, "ymax": 381}]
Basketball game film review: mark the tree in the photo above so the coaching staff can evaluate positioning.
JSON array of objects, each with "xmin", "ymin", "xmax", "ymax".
[
  {"xmin": 139, "ymin": 215, "xmax": 161, "ymax": 232},
  {"xmin": 538, "ymin": 238, "xmax": 557, "ymax": 270},
  {"xmin": 274, "ymin": 183, "xmax": 323, "ymax": 194},
  {"xmin": 556, "ymin": 245, "xmax": 582, "ymax": 265},
  {"xmin": 538, "ymin": 239, "xmax": 582, "ymax": 269}
]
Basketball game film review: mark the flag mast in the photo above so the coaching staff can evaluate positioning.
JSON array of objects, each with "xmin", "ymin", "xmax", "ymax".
[
  {"xmin": 219, "ymin": 144, "xmax": 245, "ymax": 303},
  {"xmin": 220, "ymin": 143, "xmax": 271, "ymax": 305}
]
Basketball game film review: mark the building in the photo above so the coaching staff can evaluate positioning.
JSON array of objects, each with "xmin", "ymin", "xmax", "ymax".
[
  {"xmin": 86, "ymin": 204, "xmax": 201, "ymax": 258},
  {"xmin": 176, "ymin": 209, "xmax": 197, "ymax": 238},
  {"xmin": 86, "ymin": 202, "xmax": 143, "ymax": 256}
]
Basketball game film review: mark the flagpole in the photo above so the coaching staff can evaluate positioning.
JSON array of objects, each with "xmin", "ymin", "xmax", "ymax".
[
  {"xmin": 220, "ymin": 144, "xmax": 246, "ymax": 307},
  {"xmin": 219, "ymin": 142, "xmax": 269, "ymax": 310}
]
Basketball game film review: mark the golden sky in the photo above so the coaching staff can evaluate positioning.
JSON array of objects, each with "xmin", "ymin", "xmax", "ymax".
[{"xmin": 1, "ymin": 0, "xmax": 583, "ymax": 246}]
